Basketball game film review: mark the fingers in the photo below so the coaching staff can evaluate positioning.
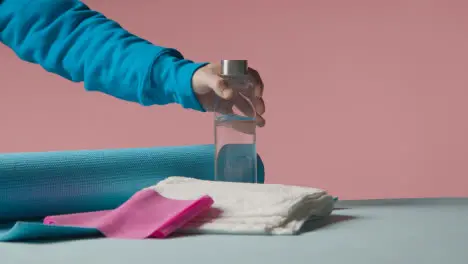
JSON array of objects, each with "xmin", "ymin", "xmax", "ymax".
[
  {"xmin": 248, "ymin": 68, "xmax": 264, "ymax": 98},
  {"xmin": 233, "ymin": 94, "xmax": 256, "ymax": 117},
  {"xmin": 248, "ymin": 68, "xmax": 265, "ymax": 127},
  {"xmin": 232, "ymin": 94, "xmax": 266, "ymax": 127},
  {"xmin": 209, "ymin": 64, "xmax": 265, "ymax": 129},
  {"xmin": 215, "ymin": 98, "xmax": 235, "ymax": 115},
  {"xmin": 207, "ymin": 74, "xmax": 234, "ymax": 100},
  {"xmin": 253, "ymin": 97, "xmax": 265, "ymax": 115},
  {"xmin": 255, "ymin": 114, "xmax": 266, "ymax": 127}
]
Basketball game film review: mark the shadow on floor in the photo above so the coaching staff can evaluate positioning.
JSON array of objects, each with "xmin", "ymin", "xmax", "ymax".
[
  {"xmin": 299, "ymin": 214, "xmax": 357, "ymax": 234},
  {"xmin": 3, "ymin": 233, "xmax": 103, "ymax": 244}
]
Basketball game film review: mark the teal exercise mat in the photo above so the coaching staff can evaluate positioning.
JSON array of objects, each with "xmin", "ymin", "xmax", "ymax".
[{"xmin": 0, "ymin": 144, "xmax": 265, "ymax": 241}]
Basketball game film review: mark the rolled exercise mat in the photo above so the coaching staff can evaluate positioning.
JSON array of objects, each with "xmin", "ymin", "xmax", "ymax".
[{"xmin": 0, "ymin": 144, "xmax": 265, "ymax": 241}]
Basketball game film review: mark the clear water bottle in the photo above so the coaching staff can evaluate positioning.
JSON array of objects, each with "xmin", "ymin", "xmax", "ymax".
[{"xmin": 214, "ymin": 60, "xmax": 257, "ymax": 183}]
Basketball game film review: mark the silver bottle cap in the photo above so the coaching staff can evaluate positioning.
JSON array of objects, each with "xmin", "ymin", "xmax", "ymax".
[{"xmin": 221, "ymin": 60, "xmax": 248, "ymax": 76}]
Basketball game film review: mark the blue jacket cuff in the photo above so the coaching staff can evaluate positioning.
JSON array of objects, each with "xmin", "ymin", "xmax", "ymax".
[{"xmin": 150, "ymin": 49, "xmax": 208, "ymax": 112}]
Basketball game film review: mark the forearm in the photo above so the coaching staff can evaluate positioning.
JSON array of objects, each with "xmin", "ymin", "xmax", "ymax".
[{"xmin": 0, "ymin": 0, "xmax": 205, "ymax": 110}]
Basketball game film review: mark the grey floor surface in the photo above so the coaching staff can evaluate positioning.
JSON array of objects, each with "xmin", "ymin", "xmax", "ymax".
[{"xmin": 1, "ymin": 198, "xmax": 467, "ymax": 264}]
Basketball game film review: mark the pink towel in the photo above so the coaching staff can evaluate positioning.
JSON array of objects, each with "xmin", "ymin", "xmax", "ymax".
[{"xmin": 43, "ymin": 188, "xmax": 213, "ymax": 239}]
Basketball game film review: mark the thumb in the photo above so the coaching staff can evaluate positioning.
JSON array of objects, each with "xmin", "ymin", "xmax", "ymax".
[{"xmin": 206, "ymin": 74, "xmax": 234, "ymax": 100}]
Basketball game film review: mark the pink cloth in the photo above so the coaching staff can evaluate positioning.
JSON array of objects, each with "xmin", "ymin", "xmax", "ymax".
[{"xmin": 43, "ymin": 189, "xmax": 213, "ymax": 239}]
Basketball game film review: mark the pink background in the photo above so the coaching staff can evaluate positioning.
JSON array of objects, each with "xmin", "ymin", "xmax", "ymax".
[{"xmin": 2, "ymin": 0, "xmax": 468, "ymax": 199}]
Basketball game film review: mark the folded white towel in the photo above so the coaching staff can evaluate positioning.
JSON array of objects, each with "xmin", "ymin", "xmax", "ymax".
[{"xmin": 149, "ymin": 177, "xmax": 335, "ymax": 235}]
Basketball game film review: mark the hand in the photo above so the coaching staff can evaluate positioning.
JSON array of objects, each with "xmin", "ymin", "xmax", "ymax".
[{"xmin": 192, "ymin": 62, "xmax": 266, "ymax": 128}]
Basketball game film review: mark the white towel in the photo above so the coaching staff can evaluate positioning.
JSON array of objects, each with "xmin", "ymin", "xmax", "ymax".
[{"xmin": 149, "ymin": 177, "xmax": 335, "ymax": 235}]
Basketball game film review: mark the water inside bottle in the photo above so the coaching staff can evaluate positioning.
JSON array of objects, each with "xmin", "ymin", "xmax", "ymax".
[{"xmin": 215, "ymin": 114, "xmax": 257, "ymax": 183}]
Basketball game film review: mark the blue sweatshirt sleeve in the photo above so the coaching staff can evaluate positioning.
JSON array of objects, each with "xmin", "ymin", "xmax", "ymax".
[{"xmin": 0, "ymin": 0, "xmax": 206, "ymax": 111}]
